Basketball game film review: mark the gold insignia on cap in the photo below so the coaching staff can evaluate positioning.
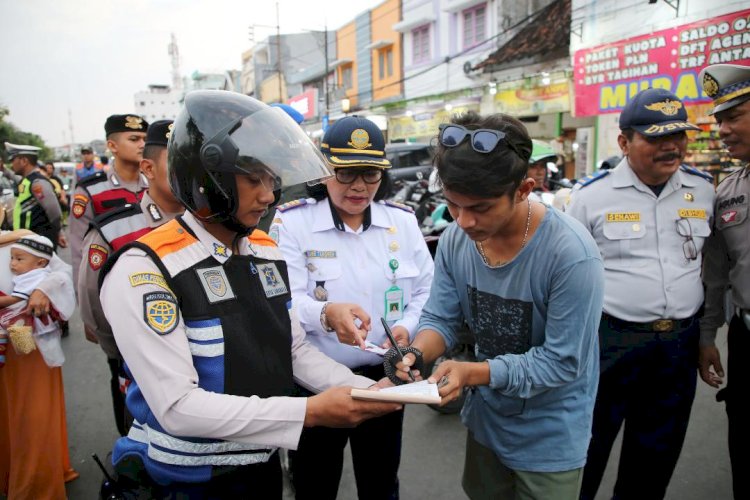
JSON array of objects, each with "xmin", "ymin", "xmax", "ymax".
[
  {"xmin": 684, "ymin": 192, "xmax": 694, "ymax": 202},
  {"xmin": 166, "ymin": 123, "xmax": 174, "ymax": 139},
  {"xmin": 703, "ymin": 73, "xmax": 719, "ymax": 98},
  {"xmin": 348, "ymin": 129, "xmax": 371, "ymax": 150},
  {"xmin": 645, "ymin": 99, "xmax": 682, "ymax": 116},
  {"xmin": 125, "ymin": 116, "xmax": 144, "ymax": 130}
]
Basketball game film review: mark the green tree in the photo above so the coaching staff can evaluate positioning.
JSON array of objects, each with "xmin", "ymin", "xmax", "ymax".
[{"xmin": 0, "ymin": 105, "xmax": 52, "ymax": 161}]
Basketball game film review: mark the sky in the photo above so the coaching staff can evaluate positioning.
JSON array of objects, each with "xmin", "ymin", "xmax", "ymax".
[{"xmin": 0, "ymin": 0, "xmax": 382, "ymax": 148}]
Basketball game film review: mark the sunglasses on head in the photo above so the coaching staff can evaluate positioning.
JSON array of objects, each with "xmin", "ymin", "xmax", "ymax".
[{"xmin": 438, "ymin": 123, "xmax": 522, "ymax": 157}]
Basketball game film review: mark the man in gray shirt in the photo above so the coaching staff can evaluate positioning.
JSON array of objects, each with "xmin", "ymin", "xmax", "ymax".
[
  {"xmin": 698, "ymin": 62, "xmax": 750, "ymax": 500},
  {"xmin": 567, "ymin": 88, "xmax": 715, "ymax": 500}
]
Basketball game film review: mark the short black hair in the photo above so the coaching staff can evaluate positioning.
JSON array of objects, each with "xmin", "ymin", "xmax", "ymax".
[
  {"xmin": 143, "ymin": 145, "xmax": 166, "ymax": 162},
  {"xmin": 434, "ymin": 111, "xmax": 532, "ymax": 199},
  {"xmin": 305, "ymin": 169, "xmax": 393, "ymax": 202},
  {"xmin": 621, "ymin": 128, "xmax": 636, "ymax": 141}
]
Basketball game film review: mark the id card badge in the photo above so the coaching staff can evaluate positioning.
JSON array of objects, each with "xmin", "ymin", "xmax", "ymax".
[{"xmin": 384, "ymin": 285, "xmax": 404, "ymax": 321}]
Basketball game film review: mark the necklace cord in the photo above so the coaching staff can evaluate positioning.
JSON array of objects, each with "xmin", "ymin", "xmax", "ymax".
[{"xmin": 477, "ymin": 198, "xmax": 532, "ymax": 267}]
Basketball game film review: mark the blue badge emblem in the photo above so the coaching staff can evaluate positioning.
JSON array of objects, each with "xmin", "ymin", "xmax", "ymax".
[
  {"xmin": 143, "ymin": 292, "xmax": 179, "ymax": 335},
  {"xmin": 256, "ymin": 263, "xmax": 289, "ymax": 298}
]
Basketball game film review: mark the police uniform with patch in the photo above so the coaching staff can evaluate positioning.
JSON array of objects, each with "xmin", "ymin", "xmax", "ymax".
[
  {"xmin": 69, "ymin": 114, "xmax": 149, "ymax": 277},
  {"xmin": 566, "ymin": 88, "xmax": 716, "ymax": 500},
  {"xmin": 270, "ymin": 116, "xmax": 434, "ymax": 499},
  {"xmin": 99, "ymin": 211, "xmax": 373, "ymax": 488},
  {"xmin": 6, "ymin": 143, "xmax": 62, "ymax": 246},
  {"xmin": 76, "ymin": 121, "xmax": 178, "ymax": 437},
  {"xmin": 699, "ymin": 63, "xmax": 750, "ymax": 500}
]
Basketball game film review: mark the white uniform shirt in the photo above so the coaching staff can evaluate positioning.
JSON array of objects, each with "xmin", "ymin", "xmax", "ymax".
[
  {"xmin": 566, "ymin": 159, "xmax": 715, "ymax": 322},
  {"xmin": 272, "ymin": 198, "xmax": 434, "ymax": 369},
  {"xmin": 100, "ymin": 212, "xmax": 372, "ymax": 450}
]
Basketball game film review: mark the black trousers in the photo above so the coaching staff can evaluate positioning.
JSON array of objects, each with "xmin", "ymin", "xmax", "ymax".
[
  {"xmin": 580, "ymin": 315, "xmax": 699, "ymax": 500},
  {"xmin": 722, "ymin": 315, "xmax": 749, "ymax": 500},
  {"xmin": 289, "ymin": 364, "xmax": 404, "ymax": 500}
]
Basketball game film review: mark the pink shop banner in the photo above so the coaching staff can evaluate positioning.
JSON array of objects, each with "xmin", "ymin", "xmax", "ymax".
[{"xmin": 573, "ymin": 8, "xmax": 750, "ymax": 116}]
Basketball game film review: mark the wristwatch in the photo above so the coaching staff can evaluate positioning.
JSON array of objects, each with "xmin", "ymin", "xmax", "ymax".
[{"xmin": 320, "ymin": 302, "xmax": 334, "ymax": 332}]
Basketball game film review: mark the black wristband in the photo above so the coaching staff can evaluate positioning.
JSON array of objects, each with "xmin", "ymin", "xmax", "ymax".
[{"xmin": 383, "ymin": 346, "xmax": 424, "ymax": 385}]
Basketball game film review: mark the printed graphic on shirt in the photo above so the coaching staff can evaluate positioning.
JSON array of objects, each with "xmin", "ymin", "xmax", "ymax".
[
  {"xmin": 143, "ymin": 291, "xmax": 179, "ymax": 334},
  {"xmin": 31, "ymin": 183, "xmax": 44, "ymax": 200},
  {"xmin": 717, "ymin": 194, "xmax": 746, "ymax": 211},
  {"xmin": 88, "ymin": 244, "xmax": 109, "ymax": 270},
  {"xmin": 468, "ymin": 286, "xmax": 532, "ymax": 357},
  {"xmin": 129, "ymin": 272, "xmax": 170, "ymax": 290},
  {"xmin": 256, "ymin": 263, "xmax": 289, "ymax": 298},
  {"xmin": 720, "ymin": 210, "xmax": 738, "ymax": 224},
  {"xmin": 196, "ymin": 266, "xmax": 236, "ymax": 303},
  {"xmin": 72, "ymin": 194, "xmax": 89, "ymax": 218}
]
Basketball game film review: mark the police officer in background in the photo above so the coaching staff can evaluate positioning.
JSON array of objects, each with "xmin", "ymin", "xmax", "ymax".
[
  {"xmin": 5, "ymin": 142, "xmax": 65, "ymax": 249},
  {"xmin": 99, "ymin": 90, "xmax": 400, "ymax": 498},
  {"xmin": 77, "ymin": 120, "xmax": 182, "ymax": 436},
  {"xmin": 698, "ymin": 63, "xmax": 750, "ymax": 500},
  {"xmin": 69, "ymin": 114, "xmax": 149, "ymax": 277},
  {"xmin": 566, "ymin": 88, "xmax": 715, "ymax": 500}
]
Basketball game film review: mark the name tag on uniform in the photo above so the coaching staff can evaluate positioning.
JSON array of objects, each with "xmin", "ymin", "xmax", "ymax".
[
  {"xmin": 197, "ymin": 266, "xmax": 236, "ymax": 303},
  {"xmin": 606, "ymin": 212, "xmax": 640, "ymax": 222},
  {"xmin": 256, "ymin": 263, "xmax": 289, "ymax": 298},
  {"xmin": 677, "ymin": 208, "xmax": 707, "ymax": 219}
]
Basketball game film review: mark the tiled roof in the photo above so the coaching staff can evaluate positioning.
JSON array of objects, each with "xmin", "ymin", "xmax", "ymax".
[{"xmin": 475, "ymin": 0, "xmax": 570, "ymax": 72}]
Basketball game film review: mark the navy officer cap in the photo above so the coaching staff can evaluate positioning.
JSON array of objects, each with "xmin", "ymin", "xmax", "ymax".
[
  {"xmin": 619, "ymin": 88, "xmax": 700, "ymax": 137},
  {"xmin": 145, "ymin": 120, "xmax": 174, "ymax": 147},
  {"xmin": 320, "ymin": 115, "xmax": 391, "ymax": 169},
  {"xmin": 4, "ymin": 142, "xmax": 41, "ymax": 161},
  {"xmin": 104, "ymin": 114, "xmax": 149, "ymax": 137},
  {"xmin": 699, "ymin": 63, "xmax": 750, "ymax": 115}
]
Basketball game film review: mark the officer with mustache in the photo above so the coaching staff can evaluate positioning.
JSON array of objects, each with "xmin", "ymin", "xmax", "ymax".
[{"xmin": 567, "ymin": 88, "xmax": 716, "ymax": 500}]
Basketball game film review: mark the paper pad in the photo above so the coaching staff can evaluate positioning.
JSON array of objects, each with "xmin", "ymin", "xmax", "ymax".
[{"xmin": 350, "ymin": 380, "xmax": 441, "ymax": 404}]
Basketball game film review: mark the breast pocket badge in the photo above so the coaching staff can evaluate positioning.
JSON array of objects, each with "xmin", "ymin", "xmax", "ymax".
[{"xmin": 256, "ymin": 263, "xmax": 289, "ymax": 298}]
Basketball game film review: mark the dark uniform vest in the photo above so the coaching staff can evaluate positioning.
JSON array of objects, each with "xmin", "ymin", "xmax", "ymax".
[
  {"xmin": 91, "ymin": 203, "xmax": 151, "ymax": 251},
  {"xmin": 101, "ymin": 217, "xmax": 294, "ymax": 485},
  {"xmin": 78, "ymin": 171, "xmax": 146, "ymax": 216}
]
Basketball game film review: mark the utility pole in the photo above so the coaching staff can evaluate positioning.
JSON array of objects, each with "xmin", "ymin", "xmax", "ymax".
[{"xmin": 276, "ymin": 1, "xmax": 283, "ymax": 103}]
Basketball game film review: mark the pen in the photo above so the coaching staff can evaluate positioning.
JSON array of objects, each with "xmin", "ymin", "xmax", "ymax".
[{"xmin": 380, "ymin": 317, "xmax": 416, "ymax": 382}]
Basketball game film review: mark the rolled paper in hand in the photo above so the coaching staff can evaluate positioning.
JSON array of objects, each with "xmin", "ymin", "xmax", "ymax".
[{"xmin": 8, "ymin": 325, "xmax": 36, "ymax": 355}]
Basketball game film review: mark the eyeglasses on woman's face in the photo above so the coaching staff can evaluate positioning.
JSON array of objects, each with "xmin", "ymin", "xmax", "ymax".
[
  {"xmin": 334, "ymin": 168, "xmax": 383, "ymax": 184},
  {"xmin": 438, "ymin": 123, "xmax": 523, "ymax": 158}
]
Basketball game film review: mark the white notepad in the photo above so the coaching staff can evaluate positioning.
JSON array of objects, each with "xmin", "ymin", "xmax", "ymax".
[{"xmin": 350, "ymin": 380, "xmax": 441, "ymax": 404}]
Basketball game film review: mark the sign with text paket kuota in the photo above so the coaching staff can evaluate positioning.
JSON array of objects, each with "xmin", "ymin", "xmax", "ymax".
[{"xmin": 573, "ymin": 8, "xmax": 750, "ymax": 116}]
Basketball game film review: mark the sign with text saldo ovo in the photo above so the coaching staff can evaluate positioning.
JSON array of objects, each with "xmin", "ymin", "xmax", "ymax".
[{"xmin": 573, "ymin": 8, "xmax": 750, "ymax": 116}]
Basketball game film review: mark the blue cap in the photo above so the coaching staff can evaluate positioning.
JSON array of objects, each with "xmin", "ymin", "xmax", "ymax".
[
  {"xmin": 619, "ymin": 88, "xmax": 699, "ymax": 137},
  {"xmin": 320, "ymin": 116, "xmax": 391, "ymax": 169},
  {"xmin": 270, "ymin": 103, "xmax": 304, "ymax": 124}
]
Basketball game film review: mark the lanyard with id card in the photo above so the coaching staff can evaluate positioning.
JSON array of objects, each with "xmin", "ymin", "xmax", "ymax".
[{"xmin": 384, "ymin": 258, "xmax": 404, "ymax": 321}]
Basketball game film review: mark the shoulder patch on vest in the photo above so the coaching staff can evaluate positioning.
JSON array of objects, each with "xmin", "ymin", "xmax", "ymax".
[
  {"xmin": 680, "ymin": 164, "xmax": 714, "ymax": 182},
  {"xmin": 383, "ymin": 200, "xmax": 415, "ymax": 213},
  {"xmin": 72, "ymin": 193, "xmax": 89, "ymax": 218},
  {"xmin": 575, "ymin": 170, "xmax": 610, "ymax": 189},
  {"xmin": 88, "ymin": 243, "xmax": 109, "ymax": 270},
  {"xmin": 276, "ymin": 198, "xmax": 308, "ymax": 213}
]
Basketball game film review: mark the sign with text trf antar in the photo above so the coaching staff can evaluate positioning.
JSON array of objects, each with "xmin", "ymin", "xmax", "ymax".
[{"xmin": 573, "ymin": 8, "xmax": 750, "ymax": 116}]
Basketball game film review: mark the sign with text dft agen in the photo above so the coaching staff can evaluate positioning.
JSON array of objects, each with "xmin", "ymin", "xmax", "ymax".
[{"xmin": 573, "ymin": 8, "xmax": 750, "ymax": 116}]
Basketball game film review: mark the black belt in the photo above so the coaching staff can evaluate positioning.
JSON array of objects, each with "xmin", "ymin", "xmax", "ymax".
[{"xmin": 602, "ymin": 313, "xmax": 695, "ymax": 333}]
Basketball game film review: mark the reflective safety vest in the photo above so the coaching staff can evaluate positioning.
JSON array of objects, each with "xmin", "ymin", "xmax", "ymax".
[
  {"xmin": 104, "ymin": 218, "xmax": 294, "ymax": 485},
  {"xmin": 13, "ymin": 172, "xmax": 53, "ymax": 233},
  {"xmin": 92, "ymin": 203, "xmax": 151, "ymax": 251}
]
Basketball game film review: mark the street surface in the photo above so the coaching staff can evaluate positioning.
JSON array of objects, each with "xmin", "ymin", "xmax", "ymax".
[{"xmin": 50, "ymin": 243, "xmax": 731, "ymax": 500}]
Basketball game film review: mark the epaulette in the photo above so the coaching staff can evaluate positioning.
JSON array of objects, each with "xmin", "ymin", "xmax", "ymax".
[
  {"xmin": 276, "ymin": 198, "xmax": 309, "ymax": 213},
  {"xmin": 574, "ymin": 170, "xmax": 610, "ymax": 189},
  {"xmin": 383, "ymin": 200, "xmax": 415, "ymax": 213},
  {"xmin": 76, "ymin": 170, "xmax": 107, "ymax": 188},
  {"xmin": 680, "ymin": 164, "xmax": 714, "ymax": 182}
]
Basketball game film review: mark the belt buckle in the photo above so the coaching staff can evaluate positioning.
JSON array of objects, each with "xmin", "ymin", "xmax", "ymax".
[{"xmin": 652, "ymin": 319, "xmax": 674, "ymax": 332}]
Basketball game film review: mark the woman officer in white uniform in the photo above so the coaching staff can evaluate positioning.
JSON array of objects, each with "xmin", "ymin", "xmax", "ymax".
[{"xmin": 271, "ymin": 116, "xmax": 434, "ymax": 500}]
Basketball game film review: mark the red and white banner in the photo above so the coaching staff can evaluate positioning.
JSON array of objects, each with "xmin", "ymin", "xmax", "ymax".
[{"xmin": 288, "ymin": 88, "xmax": 319, "ymax": 120}]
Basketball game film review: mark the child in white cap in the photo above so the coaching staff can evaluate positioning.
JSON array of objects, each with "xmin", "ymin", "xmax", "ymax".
[{"xmin": 0, "ymin": 234, "xmax": 54, "ymax": 310}]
